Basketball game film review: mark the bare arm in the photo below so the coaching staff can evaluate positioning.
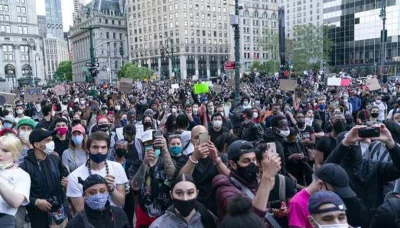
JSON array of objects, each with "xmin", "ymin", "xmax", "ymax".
[
  {"xmin": 314, "ymin": 150, "xmax": 324, "ymax": 172},
  {"xmin": 0, "ymin": 177, "xmax": 26, "ymax": 208},
  {"xmin": 213, "ymin": 157, "xmax": 231, "ymax": 176},
  {"xmin": 130, "ymin": 163, "xmax": 149, "ymax": 191},
  {"xmin": 110, "ymin": 184, "xmax": 126, "ymax": 206},
  {"xmin": 161, "ymin": 148, "xmax": 177, "ymax": 180},
  {"xmin": 179, "ymin": 156, "xmax": 197, "ymax": 176},
  {"xmin": 252, "ymin": 176, "xmax": 274, "ymax": 211},
  {"xmin": 70, "ymin": 197, "xmax": 84, "ymax": 213}
]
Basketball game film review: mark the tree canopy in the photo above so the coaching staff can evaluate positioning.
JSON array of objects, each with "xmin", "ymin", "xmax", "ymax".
[
  {"xmin": 117, "ymin": 63, "xmax": 153, "ymax": 80},
  {"xmin": 55, "ymin": 61, "xmax": 72, "ymax": 82}
]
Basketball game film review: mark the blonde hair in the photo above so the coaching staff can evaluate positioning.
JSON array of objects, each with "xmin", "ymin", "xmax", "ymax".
[{"xmin": 0, "ymin": 135, "xmax": 23, "ymax": 161}]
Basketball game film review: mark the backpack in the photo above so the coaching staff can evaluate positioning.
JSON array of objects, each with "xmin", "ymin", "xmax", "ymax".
[{"xmin": 384, "ymin": 192, "xmax": 400, "ymax": 228}]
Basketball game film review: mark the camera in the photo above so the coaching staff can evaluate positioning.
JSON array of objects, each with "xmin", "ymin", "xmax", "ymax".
[
  {"xmin": 358, "ymin": 127, "xmax": 380, "ymax": 138},
  {"xmin": 47, "ymin": 196, "xmax": 61, "ymax": 212}
]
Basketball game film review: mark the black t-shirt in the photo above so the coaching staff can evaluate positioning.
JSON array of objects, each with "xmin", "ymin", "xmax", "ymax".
[
  {"xmin": 53, "ymin": 136, "xmax": 70, "ymax": 157},
  {"xmin": 297, "ymin": 125, "xmax": 314, "ymax": 141},
  {"xmin": 208, "ymin": 126, "xmax": 229, "ymax": 144},
  {"xmin": 126, "ymin": 143, "xmax": 140, "ymax": 161},
  {"xmin": 315, "ymin": 135, "xmax": 337, "ymax": 162},
  {"xmin": 171, "ymin": 155, "xmax": 188, "ymax": 174}
]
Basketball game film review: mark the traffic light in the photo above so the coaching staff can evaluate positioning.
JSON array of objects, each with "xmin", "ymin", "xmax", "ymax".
[
  {"xmin": 86, "ymin": 66, "xmax": 98, "ymax": 82},
  {"xmin": 160, "ymin": 48, "xmax": 165, "ymax": 57},
  {"xmin": 119, "ymin": 41, "xmax": 124, "ymax": 56}
]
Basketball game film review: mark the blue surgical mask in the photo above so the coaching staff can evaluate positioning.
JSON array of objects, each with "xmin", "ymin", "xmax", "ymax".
[
  {"xmin": 120, "ymin": 119, "xmax": 128, "ymax": 127},
  {"xmin": 84, "ymin": 193, "xmax": 109, "ymax": 210},
  {"xmin": 169, "ymin": 146, "xmax": 182, "ymax": 156},
  {"xmin": 3, "ymin": 122, "xmax": 12, "ymax": 129},
  {"xmin": 72, "ymin": 135, "xmax": 84, "ymax": 145},
  {"xmin": 145, "ymin": 145, "xmax": 160, "ymax": 158},
  {"xmin": 319, "ymin": 104, "xmax": 326, "ymax": 110}
]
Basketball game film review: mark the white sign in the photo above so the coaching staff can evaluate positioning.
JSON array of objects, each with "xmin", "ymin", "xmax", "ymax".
[
  {"xmin": 171, "ymin": 84, "xmax": 179, "ymax": 89},
  {"xmin": 327, "ymin": 78, "xmax": 341, "ymax": 86}
]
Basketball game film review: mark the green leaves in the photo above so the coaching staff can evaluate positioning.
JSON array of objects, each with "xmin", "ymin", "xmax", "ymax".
[
  {"xmin": 55, "ymin": 61, "xmax": 72, "ymax": 82},
  {"xmin": 117, "ymin": 63, "xmax": 153, "ymax": 81},
  {"xmin": 250, "ymin": 60, "xmax": 279, "ymax": 74}
]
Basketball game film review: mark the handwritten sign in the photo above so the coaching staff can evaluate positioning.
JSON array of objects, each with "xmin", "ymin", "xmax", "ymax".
[
  {"xmin": 119, "ymin": 78, "xmax": 133, "ymax": 93},
  {"xmin": 366, "ymin": 78, "xmax": 381, "ymax": 91},
  {"xmin": 0, "ymin": 92, "xmax": 16, "ymax": 105},
  {"xmin": 171, "ymin": 84, "xmax": 179, "ymax": 89},
  {"xmin": 327, "ymin": 78, "xmax": 341, "ymax": 86},
  {"xmin": 24, "ymin": 87, "xmax": 42, "ymax": 102},
  {"xmin": 279, "ymin": 79, "xmax": 296, "ymax": 91},
  {"xmin": 54, "ymin": 85, "xmax": 66, "ymax": 96},
  {"xmin": 193, "ymin": 83, "xmax": 210, "ymax": 94}
]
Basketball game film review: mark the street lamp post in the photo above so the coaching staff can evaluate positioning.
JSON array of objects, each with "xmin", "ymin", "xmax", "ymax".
[
  {"xmin": 232, "ymin": 0, "xmax": 241, "ymax": 105},
  {"xmin": 379, "ymin": 0, "xmax": 387, "ymax": 75},
  {"xmin": 27, "ymin": 38, "xmax": 36, "ymax": 86},
  {"xmin": 35, "ymin": 53, "xmax": 40, "ymax": 85},
  {"xmin": 166, "ymin": 37, "xmax": 178, "ymax": 80}
]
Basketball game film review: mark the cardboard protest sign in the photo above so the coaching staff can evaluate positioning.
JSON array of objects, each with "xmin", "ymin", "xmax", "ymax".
[
  {"xmin": 171, "ymin": 84, "xmax": 179, "ymax": 89},
  {"xmin": 25, "ymin": 87, "xmax": 42, "ymax": 102},
  {"xmin": 119, "ymin": 78, "xmax": 133, "ymax": 93},
  {"xmin": 279, "ymin": 79, "xmax": 296, "ymax": 91},
  {"xmin": 54, "ymin": 85, "xmax": 66, "ymax": 96},
  {"xmin": 327, "ymin": 78, "xmax": 341, "ymax": 86},
  {"xmin": 0, "ymin": 92, "xmax": 16, "ymax": 105},
  {"xmin": 366, "ymin": 78, "xmax": 381, "ymax": 91},
  {"xmin": 136, "ymin": 82, "xmax": 143, "ymax": 90},
  {"xmin": 193, "ymin": 83, "xmax": 209, "ymax": 94}
]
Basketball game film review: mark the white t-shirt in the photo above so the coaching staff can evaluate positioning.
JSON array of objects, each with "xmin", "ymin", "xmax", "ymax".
[
  {"xmin": 373, "ymin": 102, "xmax": 387, "ymax": 121},
  {"xmin": 66, "ymin": 161, "xmax": 128, "ymax": 206},
  {"xmin": 0, "ymin": 167, "xmax": 30, "ymax": 216}
]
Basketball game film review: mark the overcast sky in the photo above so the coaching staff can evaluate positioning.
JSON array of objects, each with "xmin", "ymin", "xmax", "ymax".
[{"xmin": 36, "ymin": 0, "xmax": 91, "ymax": 31}]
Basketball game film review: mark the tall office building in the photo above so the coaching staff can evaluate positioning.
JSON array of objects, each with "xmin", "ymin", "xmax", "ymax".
[
  {"xmin": 126, "ymin": 0, "xmax": 231, "ymax": 79},
  {"xmin": 69, "ymin": 0, "xmax": 128, "ymax": 82},
  {"xmin": 280, "ymin": 0, "xmax": 323, "ymax": 39},
  {"xmin": 324, "ymin": 0, "xmax": 400, "ymax": 72},
  {"xmin": 73, "ymin": 0, "xmax": 84, "ymax": 23},
  {"xmin": 45, "ymin": 0, "xmax": 64, "ymax": 39},
  {"xmin": 0, "ymin": 0, "xmax": 45, "ymax": 90},
  {"xmin": 37, "ymin": 15, "xmax": 47, "ymax": 38},
  {"xmin": 234, "ymin": 0, "xmax": 279, "ymax": 72}
]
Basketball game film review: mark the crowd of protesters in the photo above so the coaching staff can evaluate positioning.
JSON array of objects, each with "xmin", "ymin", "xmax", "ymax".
[{"xmin": 0, "ymin": 71, "xmax": 400, "ymax": 228}]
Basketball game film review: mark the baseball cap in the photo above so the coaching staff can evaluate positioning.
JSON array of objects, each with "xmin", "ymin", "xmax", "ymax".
[
  {"xmin": 308, "ymin": 191, "xmax": 347, "ymax": 214},
  {"xmin": 17, "ymin": 118, "xmax": 37, "ymax": 129},
  {"xmin": 29, "ymin": 129, "xmax": 56, "ymax": 145},
  {"xmin": 4, "ymin": 115, "xmax": 15, "ymax": 124},
  {"xmin": 227, "ymin": 140, "xmax": 256, "ymax": 161},
  {"xmin": 316, "ymin": 163, "xmax": 356, "ymax": 198},
  {"xmin": 71, "ymin": 124, "xmax": 86, "ymax": 135}
]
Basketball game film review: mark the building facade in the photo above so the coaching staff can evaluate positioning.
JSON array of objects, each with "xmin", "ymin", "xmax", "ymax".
[
  {"xmin": 0, "ymin": 0, "xmax": 45, "ymax": 90},
  {"xmin": 324, "ymin": 0, "xmax": 400, "ymax": 73},
  {"xmin": 45, "ymin": 0, "xmax": 64, "ymax": 39},
  {"xmin": 235, "ymin": 0, "xmax": 280, "ymax": 72},
  {"xmin": 37, "ymin": 15, "xmax": 47, "ymax": 38},
  {"xmin": 280, "ymin": 0, "xmax": 323, "ymax": 39},
  {"xmin": 126, "ymin": 0, "xmax": 231, "ymax": 79},
  {"xmin": 44, "ymin": 37, "xmax": 69, "ymax": 80},
  {"xmin": 69, "ymin": 0, "xmax": 128, "ymax": 83}
]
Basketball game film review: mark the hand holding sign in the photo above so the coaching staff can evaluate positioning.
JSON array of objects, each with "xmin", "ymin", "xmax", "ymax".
[{"xmin": 25, "ymin": 87, "xmax": 42, "ymax": 103}]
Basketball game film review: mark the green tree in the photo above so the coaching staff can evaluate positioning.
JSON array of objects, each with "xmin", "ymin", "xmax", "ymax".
[
  {"xmin": 118, "ymin": 63, "xmax": 153, "ymax": 80},
  {"xmin": 259, "ymin": 28, "xmax": 280, "ymax": 71},
  {"xmin": 55, "ymin": 61, "xmax": 72, "ymax": 81}
]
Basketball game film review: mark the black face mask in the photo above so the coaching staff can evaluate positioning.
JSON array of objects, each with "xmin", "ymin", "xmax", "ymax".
[
  {"xmin": 297, "ymin": 121, "xmax": 305, "ymax": 127},
  {"xmin": 235, "ymin": 162, "xmax": 258, "ymax": 183},
  {"xmin": 143, "ymin": 122, "xmax": 152, "ymax": 129},
  {"xmin": 72, "ymin": 119, "xmax": 81, "ymax": 125},
  {"xmin": 115, "ymin": 148, "xmax": 127, "ymax": 157},
  {"xmin": 371, "ymin": 113, "xmax": 379, "ymax": 118},
  {"xmin": 173, "ymin": 198, "xmax": 197, "ymax": 217},
  {"xmin": 98, "ymin": 124, "xmax": 110, "ymax": 132},
  {"xmin": 333, "ymin": 121, "xmax": 346, "ymax": 134}
]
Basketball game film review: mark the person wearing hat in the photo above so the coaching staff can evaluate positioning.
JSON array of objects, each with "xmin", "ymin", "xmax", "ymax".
[
  {"xmin": 3, "ymin": 115, "xmax": 15, "ymax": 130},
  {"xmin": 65, "ymin": 174, "xmax": 130, "ymax": 228},
  {"xmin": 16, "ymin": 118, "xmax": 36, "ymax": 164},
  {"xmin": 20, "ymin": 129, "xmax": 69, "ymax": 228},
  {"xmin": 213, "ymin": 140, "xmax": 281, "ymax": 226},
  {"xmin": 237, "ymin": 108, "xmax": 263, "ymax": 142},
  {"xmin": 61, "ymin": 124, "xmax": 88, "ymax": 173},
  {"xmin": 308, "ymin": 191, "xmax": 349, "ymax": 228}
]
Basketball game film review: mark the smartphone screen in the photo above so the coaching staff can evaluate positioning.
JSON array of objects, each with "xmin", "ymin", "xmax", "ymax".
[
  {"xmin": 198, "ymin": 132, "xmax": 209, "ymax": 144},
  {"xmin": 266, "ymin": 142, "xmax": 277, "ymax": 155}
]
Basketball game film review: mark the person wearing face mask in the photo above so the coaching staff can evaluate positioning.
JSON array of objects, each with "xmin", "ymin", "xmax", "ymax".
[
  {"xmin": 0, "ymin": 135, "xmax": 31, "ymax": 228},
  {"xmin": 167, "ymin": 135, "xmax": 188, "ymax": 168},
  {"xmin": 149, "ymin": 173, "xmax": 218, "ymax": 228},
  {"xmin": 79, "ymin": 98, "xmax": 87, "ymax": 110},
  {"xmin": 242, "ymin": 97, "xmax": 252, "ymax": 109},
  {"xmin": 372, "ymin": 96, "xmax": 387, "ymax": 122},
  {"xmin": 185, "ymin": 104, "xmax": 201, "ymax": 131},
  {"xmin": 20, "ymin": 129, "xmax": 69, "ymax": 228},
  {"xmin": 144, "ymin": 108, "xmax": 160, "ymax": 129},
  {"xmin": 215, "ymin": 105, "xmax": 234, "ymax": 132},
  {"xmin": 14, "ymin": 104, "xmax": 28, "ymax": 124},
  {"xmin": 307, "ymin": 191, "xmax": 349, "ymax": 228},
  {"xmin": 288, "ymin": 163, "xmax": 357, "ymax": 228},
  {"xmin": 16, "ymin": 118, "xmax": 36, "ymax": 165},
  {"xmin": 213, "ymin": 140, "xmax": 281, "ymax": 225},
  {"xmin": 66, "ymin": 174, "xmax": 130, "ymax": 228},
  {"xmin": 67, "ymin": 131, "xmax": 128, "ymax": 213},
  {"xmin": 238, "ymin": 108, "xmax": 264, "ymax": 142},
  {"xmin": 61, "ymin": 124, "xmax": 88, "ymax": 173},
  {"xmin": 35, "ymin": 105, "xmax": 53, "ymax": 130},
  {"xmin": 2, "ymin": 115, "xmax": 15, "ymax": 130},
  {"xmin": 208, "ymin": 113, "xmax": 229, "ymax": 145},
  {"xmin": 341, "ymin": 95, "xmax": 353, "ymax": 116},
  {"xmin": 122, "ymin": 124, "xmax": 143, "ymax": 161},
  {"xmin": 52, "ymin": 118, "xmax": 71, "ymax": 157},
  {"xmin": 129, "ymin": 130, "xmax": 179, "ymax": 227},
  {"xmin": 315, "ymin": 113, "xmax": 346, "ymax": 172}
]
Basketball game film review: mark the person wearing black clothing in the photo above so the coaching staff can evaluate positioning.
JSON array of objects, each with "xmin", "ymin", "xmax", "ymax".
[
  {"xmin": 20, "ymin": 129, "xmax": 69, "ymax": 228},
  {"xmin": 370, "ymin": 191, "xmax": 400, "ymax": 228},
  {"xmin": 35, "ymin": 105, "xmax": 53, "ymax": 130},
  {"xmin": 123, "ymin": 124, "xmax": 142, "ymax": 161},
  {"xmin": 215, "ymin": 105, "xmax": 234, "ymax": 131},
  {"xmin": 53, "ymin": 118, "xmax": 71, "ymax": 157},
  {"xmin": 325, "ymin": 125, "xmax": 400, "ymax": 226},
  {"xmin": 315, "ymin": 113, "xmax": 346, "ymax": 171},
  {"xmin": 238, "ymin": 108, "xmax": 263, "ymax": 142},
  {"xmin": 208, "ymin": 112, "xmax": 229, "ymax": 145},
  {"xmin": 185, "ymin": 104, "xmax": 201, "ymax": 130},
  {"xmin": 66, "ymin": 174, "xmax": 130, "ymax": 228}
]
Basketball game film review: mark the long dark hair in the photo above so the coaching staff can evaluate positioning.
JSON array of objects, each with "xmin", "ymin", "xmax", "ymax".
[{"xmin": 172, "ymin": 174, "xmax": 217, "ymax": 228}]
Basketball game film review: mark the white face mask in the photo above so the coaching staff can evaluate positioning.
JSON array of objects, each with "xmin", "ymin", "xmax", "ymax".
[
  {"xmin": 43, "ymin": 141, "xmax": 55, "ymax": 155},
  {"xmin": 35, "ymin": 104, "xmax": 41, "ymax": 111},
  {"xmin": 213, "ymin": 120, "xmax": 223, "ymax": 128},
  {"xmin": 172, "ymin": 108, "xmax": 177, "ymax": 113},
  {"xmin": 16, "ymin": 109, "xmax": 24, "ymax": 115},
  {"xmin": 193, "ymin": 107, "xmax": 198, "ymax": 114},
  {"xmin": 375, "ymin": 100, "xmax": 382, "ymax": 104},
  {"xmin": 80, "ymin": 100, "xmax": 86, "ymax": 105},
  {"xmin": 312, "ymin": 217, "xmax": 349, "ymax": 228},
  {"xmin": 19, "ymin": 130, "xmax": 32, "ymax": 140},
  {"xmin": 115, "ymin": 106, "xmax": 120, "ymax": 111},
  {"xmin": 0, "ymin": 161, "xmax": 14, "ymax": 170},
  {"xmin": 253, "ymin": 112, "xmax": 258, "ymax": 119},
  {"xmin": 277, "ymin": 129, "xmax": 290, "ymax": 138},
  {"xmin": 243, "ymin": 101, "xmax": 249, "ymax": 106}
]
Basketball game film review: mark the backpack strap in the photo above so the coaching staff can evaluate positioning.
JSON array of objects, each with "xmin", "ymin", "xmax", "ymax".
[
  {"xmin": 80, "ymin": 211, "xmax": 95, "ymax": 228},
  {"xmin": 387, "ymin": 196, "xmax": 400, "ymax": 228},
  {"xmin": 278, "ymin": 174, "xmax": 286, "ymax": 204}
]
